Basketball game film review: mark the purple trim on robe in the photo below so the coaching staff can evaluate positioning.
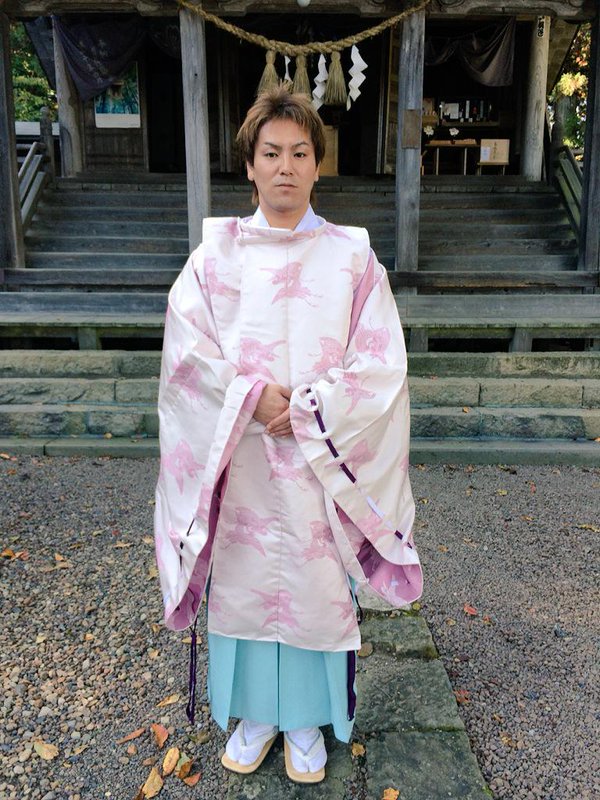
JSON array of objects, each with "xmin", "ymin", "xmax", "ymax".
[
  {"xmin": 347, "ymin": 650, "xmax": 357, "ymax": 720},
  {"xmin": 186, "ymin": 615, "xmax": 199, "ymax": 724}
]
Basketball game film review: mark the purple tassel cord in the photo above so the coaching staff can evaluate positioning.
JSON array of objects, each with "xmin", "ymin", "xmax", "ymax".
[
  {"xmin": 185, "ymin": 617, "xmax": 198, "ymax": 725},
  {"xmin": 347, "ymin": 650, "xmax": 357, "ymax": 721}
]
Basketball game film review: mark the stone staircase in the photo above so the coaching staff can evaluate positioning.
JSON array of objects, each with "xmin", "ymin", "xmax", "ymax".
[
  {"xmin": 0, "ymin": 174, "xmax": 598, "ymax": 461},
  {"xmin": 1, "ymin": 349, "xmax": 598, "ymax": 463}
]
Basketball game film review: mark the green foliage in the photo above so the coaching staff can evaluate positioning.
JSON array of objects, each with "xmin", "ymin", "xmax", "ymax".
[
  {"xmin": 10, "ymin": 21, "xmax": 56, "ymax": 121},
  {"xmin": 550, "ymin": 23, "xmax": 591, "ymax": 150}
]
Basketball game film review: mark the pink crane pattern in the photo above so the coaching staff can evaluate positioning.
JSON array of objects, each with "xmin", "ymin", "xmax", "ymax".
[
  {"xmin": 264, "ymin": 437, "xmax": 311, "ymax": 485},
  {"xmin": 262, "ymin": 261, "xmax": 321, "ymax": 306},
  {"xmin": 307, "ymin": 337, "xmax": 345, "ymax": 374},
  {"xmin": 341, "ymin": 372, "xmax": 376, "ymax": 414},
  {"xmin": 238, "ymin": 337, "xmax": 285, "ymax": 381},
  {"xmin": 353, "ymin": 321, "xmax": 391, "ymax": 364},
  {"xmin": 345, "ymin": 438, "xmax": 376, "ymax": 475},
  {"xmin": 252, "ymin": 588, "xmax": 305, "ymax": 632},
  {"xmin": 300, "ymin": 521, "xmax": 338, "ymax": 563},
  {"xmin": 200, "ymin": 257, "xmax": 239, "ymax": 301},
  {"xmin": 160, "ymin": 439, "xmax": 204, "ymax": 494},
  {"xmin": 331, "ymin": 598, "xmax": 358, "ymax": 638},
  {"xmin": 219, "ymin": 506, "xmax": 278, "ymax": 557}
]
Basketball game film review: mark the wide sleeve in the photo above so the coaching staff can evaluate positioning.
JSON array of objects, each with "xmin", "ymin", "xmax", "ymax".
[
  {"xmin": 289, "ymin": 251, "xmax": 422, "ymax": 607},
  {"xmin": 154, "ymin": 246, "xmax": 265, "ymax": 630}
]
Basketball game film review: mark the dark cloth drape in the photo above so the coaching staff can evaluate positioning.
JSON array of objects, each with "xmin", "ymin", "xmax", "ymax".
[
  {"xmin": 425, "ymin": 18, "xmax": 515, "ymax": 87},
  {"xmin": 51, "ymin": 15, "xmax": 146, "ymax": 101},
  {"xmin": 48, "ymin": 15, "xmax": 181, "ymax": 101},
  {"xmin": 24, "ymin": 18, "xmax": 56, "ymax": 90}
]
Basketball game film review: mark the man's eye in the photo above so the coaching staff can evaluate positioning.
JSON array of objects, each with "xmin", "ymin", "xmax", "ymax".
[
  {"xmin": 264, "ymin": 152, "xmax": 277, "ymax": 158},
  {"xmin": 295, "ymin": 152, "xmax": 307, "ymax": 158}
]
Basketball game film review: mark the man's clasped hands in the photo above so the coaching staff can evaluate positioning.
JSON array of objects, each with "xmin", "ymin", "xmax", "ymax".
[{"xmin": 253, "ymin": 383, "xmax": 293, "ymax": 438}]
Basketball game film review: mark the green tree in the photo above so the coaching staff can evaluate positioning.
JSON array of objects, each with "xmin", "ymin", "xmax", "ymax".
[
  {"xmin": 550, "ymin": 23, "xmax": 591, "ymax": 149},
  {"xmin": 10, "ymin": 21, "xmax": 57, "ymax": 121}
]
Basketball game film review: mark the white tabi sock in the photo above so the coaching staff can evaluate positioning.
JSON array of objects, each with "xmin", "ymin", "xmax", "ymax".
[
  {"xmin": 285, "ymin": 726, "xmax": 327, "ymax": 773},
  {"xmin": 225, "ymin": 719, "xmax": 278, "ymax": 766}
]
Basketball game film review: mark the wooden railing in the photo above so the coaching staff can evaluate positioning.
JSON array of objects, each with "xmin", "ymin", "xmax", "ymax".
[
  {"xmin": 552, "ymin": 145, "xmax": 583, "ymax": 242},
  {"xmin": 18, "ymin": 107, "xmax": 55, "ymax": 233}
]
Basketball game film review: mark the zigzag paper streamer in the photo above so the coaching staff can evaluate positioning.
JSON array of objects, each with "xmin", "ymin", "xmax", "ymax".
[
  {"xmin": 346, "ymin": 45, "xmax": 368, "ymax": 110},
  {"xmin": 284, "ymin": 56, "xmax": 291, "ymax": 83},
  {"xmin": 312, "ymin": 54, "xmax": 329, "ymax": 111}
]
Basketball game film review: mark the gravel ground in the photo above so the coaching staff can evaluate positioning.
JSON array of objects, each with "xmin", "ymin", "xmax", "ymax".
[{"xmin": 0, "ymin": 456, "xmax": 599, "ymax": 800}]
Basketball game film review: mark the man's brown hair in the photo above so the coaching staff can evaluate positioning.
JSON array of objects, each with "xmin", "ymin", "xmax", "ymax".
[{"xmin": 236, "ymin": 85, "xmax": 326, "ymax": 206}]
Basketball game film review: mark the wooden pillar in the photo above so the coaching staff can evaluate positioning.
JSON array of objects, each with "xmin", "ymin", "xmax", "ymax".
[
  {"xmin": 0, "ymin": 13, "xmax": 25, "ymax": 269},
  {"xmin": 52, "ymin": 17, "xmax": 84, "ymax": 177},
  {"xmin": 578, "ymin": 9, "xmax": 600, "ymax": 273},
  {"xmin": 395, "ymin": 9, "xmax": 425, "ymax": 272},
  {"xmin": 179, "ymin": 7, "xmax": 211, "ymax": 250},
  {"xmin": 521, "ymin": 16, "xmax": 551, "ymax": 181}
]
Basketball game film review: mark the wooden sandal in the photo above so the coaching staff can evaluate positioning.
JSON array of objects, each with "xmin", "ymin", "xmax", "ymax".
[
  {"xmin": 221, "ymin": 722, "xmax": 278, "ymax": 774},
  {"xmin": 283, "ymin": 731, "xmax": 326, "ymax": 784}
]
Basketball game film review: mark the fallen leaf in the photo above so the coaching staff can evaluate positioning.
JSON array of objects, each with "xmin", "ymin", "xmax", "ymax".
[
  {"xmin": 117, "ymin": 727, "xmax": 145, "ymax": 745},
  {"xmin": 411, "ymin": 602, "xmax": 421, "ymax": 611},
  {"xmin": 351, "ymin": 742, "xmax": 366, "ymax": 757},
  {"xmin": 143, "ymin": 757, "xmax": 157, "ymax": 767},
  {"xmin": 127, "ymin": 744, "xmax": 137, "ymax": 756},
  {"xmin": 104, "ymin": 432, "xmax": 113, "ymax": 440},
  {"xmin": 143, "ymin": 536, "xmax": 154, "ymax": 545},
  {"xmin": 36, "ymin": 634, "xmax": 47, "ymax": 644},
  {"xmin": 445, "ymin": 618, "xmax": 456, "ymax": 626},
  {"xmin": 382, "ymin": 789, "xmax": 400, "ymax": 800},
  {"xmin": 462, "ymin": 406, "xmax": 470, "ymax": 413},
  {"xmin": 181, "ymin": 636, "xmax": 192, "ymax": 645},
  {"xmin": 463, "ymin": 604, "xmax": 478, "ymax": 616},
  {"xmin": 73, "ymin": 744, "xmax": 89, "ymax": 755},
  {"xmin": 465, "ymin": 487, "xmax": 473, "ymax": 496},
  {"xmin": 151, "ymin": 723, "xmax": 169, "ymax": 749},
  {"xmin": 147, "ymin": 565, "xmax": 159, "ymax": 580},
  {"xmin": 33, "ymin": 740, "xmax": 59, "ymax": 760},
  {"xmin": 529, "ymin": 482, "xmax": 536, "ymax": 494},
  {"xmin": 521, "ymin": 515, "xmax": 534, "ymax": 522},
  {"xmin": 151, "ymin": 623, "xmax": 162, "ymax": 635},
  {"xmin": 156, "ymin": 693, "xmax": 180, "ymax": 708},
  {"xmin": 85, "ymin": 633, "xmax": 95, "ymax": 641},
  {"xmin": 133, "ymin": 787, "xmax": 145, "ymax": 800},
  {"xmin": 162, "ymin": 746, "xmax": 180, "ymax": 776},
  {"xmin": 55, "ymin": 553, "xmax": 67, "ymax": 562},
  {"xmin": 141, "ymin": 766, "xmax": 163, "ymax": 798},
  {"xmin": 358, "ymin": 642, "xmax": 373, "ymax": 658},
  {"xmin": 176, "ymin": 754, "xmax": 192, "ymax": 778},
  {"xmin": 148, "ymin": 649, "xmax": 160, "ymax": 660},
  {"xmin": 114, "ymin": 541, "xmax": 132, "ymax": 548},
  {"xmin": 438, "ymin": 544, "xmax": 449, "ymax": 553},
  {"xmin": 576, "ymin": 523, "xmax": 600, "ymax": 533},
  {"xmin": 1, "ymin": 548, "xmax": 16, "ymax": 559},
  {"xmin": 454, "ymin": 689, "xmax": 470, "ymax": 704},
  {"xmin": 500, "ymin": 732, "xmax": 518, "ymax": 748},
  {"xmin": 497, "ymin": 489, "xmax": 508, "ymax": 496},
  {"xmin": 183, "ymin": 773, "xmax": 201, "ymax": 787},
  {"xmin": 418, "ymin": 497, "xmax": 429, "ymax": 505},
  {"xmin": 0, "ymin": 452, "xmax": 11, "ymax": 459},
  {"xmin": 188, "ymin": 730, "xmax": 211, "ymax": 746},
  {"xmin": 482, "ymin": 615, "xmax": 493, "ymax": 625}
]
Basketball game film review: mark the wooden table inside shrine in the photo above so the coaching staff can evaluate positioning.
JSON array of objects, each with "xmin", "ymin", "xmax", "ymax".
[{"xmin": 425, "ymin": 139, "xmax": 479, "ymax": 175}]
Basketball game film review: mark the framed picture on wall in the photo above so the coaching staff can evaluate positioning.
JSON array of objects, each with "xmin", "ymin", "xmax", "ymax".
[{"xmin": 94, "ymin": 62, "xmax": 141, "ymax": 129}]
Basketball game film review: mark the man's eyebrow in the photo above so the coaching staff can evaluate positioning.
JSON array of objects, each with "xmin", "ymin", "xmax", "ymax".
[{"xmin": 261, "ymin": 141, "xmax": 311, "ymax": 149}]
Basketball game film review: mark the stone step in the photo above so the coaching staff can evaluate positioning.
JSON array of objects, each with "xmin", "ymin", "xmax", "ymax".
[
  {"xmin": 2, "ymin": 434, "xmax": 597, "ymax": 466},
  {"xmin": 30, "ymin": 220, "xmax": 189, "ymax": 238},
  {"xmin": 391, "ymin": 270, "xmax": 595, "ymax": 291},
  {"xmin": 1, "ymin": 402, "xmax": 598, "ymax": 440},
  {"xmin": 1, "ymin": 349, "xmax": 598, "ymax": 381},
  {"xmin": 1, "ymin": 375, "xmax": 598, "ymax": 409}
]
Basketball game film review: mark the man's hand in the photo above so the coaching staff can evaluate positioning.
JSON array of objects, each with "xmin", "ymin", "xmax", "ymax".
[
  {"xmin": 265, "ymin": 407, "xmax": 292, "ymax": 437},
  {"xmin": 253, "ymin": 384, "xmax": 292, "ymax": 433}
]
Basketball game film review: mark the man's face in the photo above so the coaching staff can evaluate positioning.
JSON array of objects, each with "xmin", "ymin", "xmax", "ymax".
[{"xmin": 247, "ymin": 118, "xmax": 320, "ymax": 225}]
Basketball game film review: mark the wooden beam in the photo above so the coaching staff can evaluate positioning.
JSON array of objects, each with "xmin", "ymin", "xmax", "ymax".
[
  {"xmin": 578, "ymin": 7, "xmax": 600, "ymax": 273},
  {"xmin": 0, "ymin": 13, "xmax": 25, "ymax": 269},
  {"xmin": 395, "ymin": 8, "xmax": 425, "ymax": 272},
  {"xmin": 52, "ymin": 17, "xmax": 84, "ymax": 177},
  {"xmin": 180, "ymin": 6, "xmax": 211, "ymax": 250},
  {"xmin": 522, "ymin": 16, "xmax": 551, "ymax": 181}
]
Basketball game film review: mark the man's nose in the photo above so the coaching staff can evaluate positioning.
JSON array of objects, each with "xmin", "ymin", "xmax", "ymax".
[{"xmin": 279, "ymin": 153, "xmax": 293, "ymax": 173}]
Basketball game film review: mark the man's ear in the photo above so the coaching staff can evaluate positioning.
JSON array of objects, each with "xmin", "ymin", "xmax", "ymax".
[
  {"xmin": 314, "ymin": 163, "xmax": 320, "ymax": 183},
  {"xmin": 246, "ymin": 161, "xmax": 255, "ymax": 181}
]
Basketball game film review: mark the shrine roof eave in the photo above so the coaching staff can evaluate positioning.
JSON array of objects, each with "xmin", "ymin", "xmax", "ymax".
[{"xmin": 2, "ymin": 0, "xmax": 596, "ymax": 20}]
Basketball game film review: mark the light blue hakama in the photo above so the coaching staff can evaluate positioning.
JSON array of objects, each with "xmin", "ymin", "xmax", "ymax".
[{"xmin": 207, "ymin": 633, "xmax": 355, "ymax": 743}]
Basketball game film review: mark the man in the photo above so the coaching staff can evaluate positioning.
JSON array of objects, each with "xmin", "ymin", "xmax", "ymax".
[{"xmin": 154, "ymin": 86, "xmax": 422, "ymax": 784}]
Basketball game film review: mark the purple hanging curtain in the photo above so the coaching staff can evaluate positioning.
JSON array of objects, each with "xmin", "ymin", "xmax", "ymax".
[
  {"xmin": 51, "ymin": 14, "xmax": 146, "ymax": 101},
  {"xmin": 425, "ymin": 18, "xmax": 516, "ymax": 87}
]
